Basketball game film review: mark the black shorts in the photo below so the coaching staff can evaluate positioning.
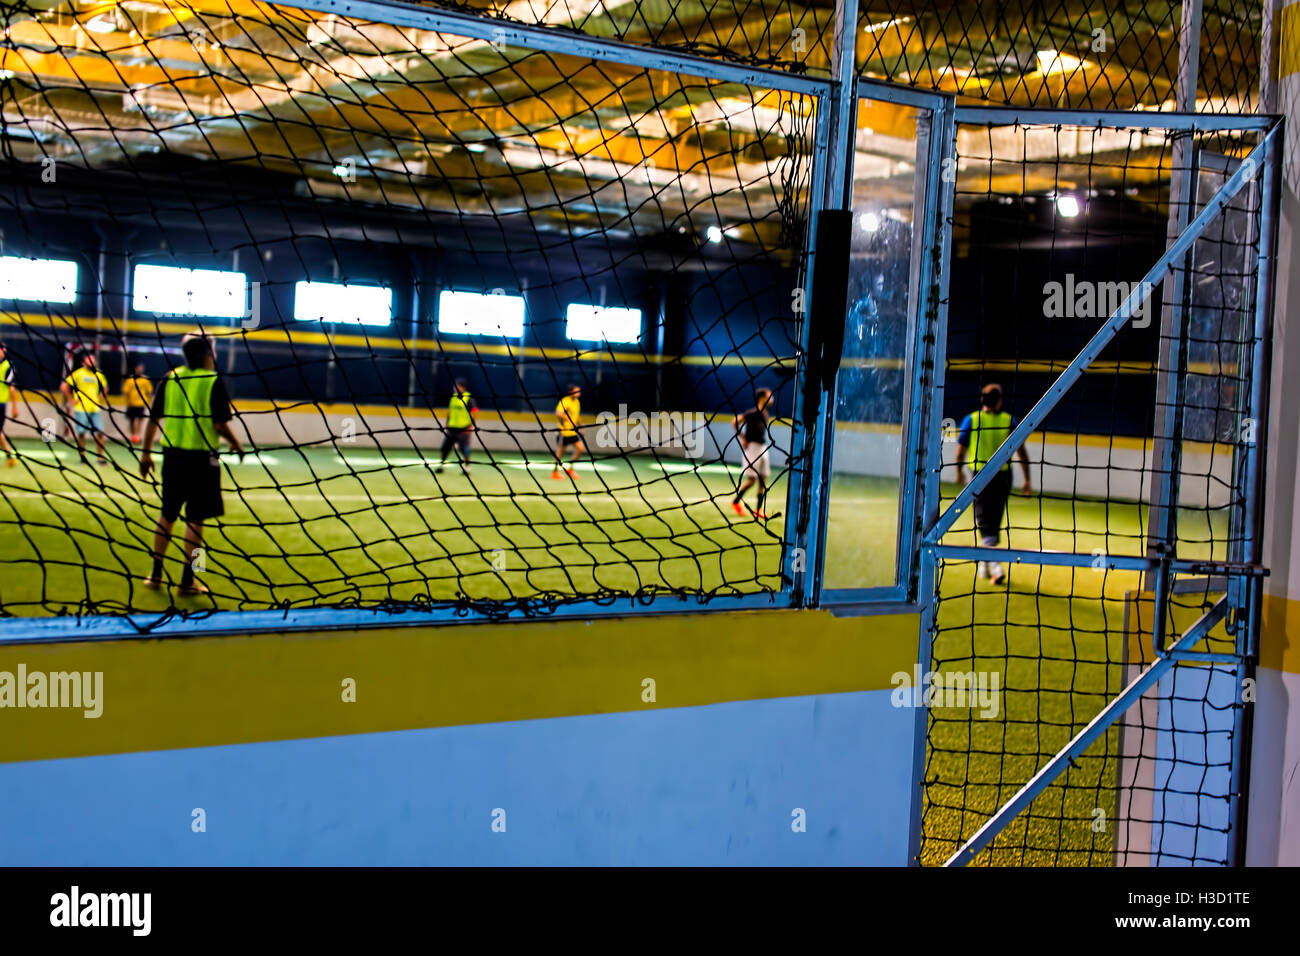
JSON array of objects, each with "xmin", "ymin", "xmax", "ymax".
[
  {"xmin": 126, "ymin": 406, "xmax": 146, "ymax": 422},
  {"xmin": 161, "ymin": 450, "xmax": 224, "ymax": 523},
  {"xmin": 440, "ymin": 427, "xmax": 472, "ymax": 455},
  {"xmin": 559, "ymin": 433, "xmax": 582, "ymax": 448},
  {"xmin": 0, "ymin": 403, "xmax": 6, "ymax": 430},
  {"xmin": 973, "ymin": 467, "xmax": 1013, "ymax": 540}
]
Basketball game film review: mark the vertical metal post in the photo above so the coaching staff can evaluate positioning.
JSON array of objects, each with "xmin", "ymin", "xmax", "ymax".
[
  {"xmin": 1260, "ymin": 0, "xmax": 1278, "ymax": 114},
  {"xmin": 907, "ymin": 98, "xmax": 957, "ymax": 865},
  {"xmin": 786, "ymin": 0, "xmax": 858, "ymax": 606},
  {"xmin": 783, "ymin": 95, "xmax": 829, "ymax": 605},
  {"xmin": 1228, "ymin": 126, "xmax": 1282, "ymax": 866},
  {"xmin": 800, "ymin": 0, "xmax": 858, "ymax": 606},
  {"xmin": 1147, "ymin": 0, "xmax": 1202, "ymax": 568}
]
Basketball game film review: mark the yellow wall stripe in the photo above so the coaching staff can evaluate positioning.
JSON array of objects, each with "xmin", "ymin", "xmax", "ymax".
[
  {"xmin": 1280, "ymin": 2, "xmax": 1300, "ymax": 79},
  {"xmin": 0, "ymin": 608, "xmax": 918, "ymax": 764},
  {"xmin": 1261, "ymin": 594, "xmax": 1300, "ymax": 675},
  {"xmin": 0, "ymin": 310, "xmax": 792, "ymax": 368}
]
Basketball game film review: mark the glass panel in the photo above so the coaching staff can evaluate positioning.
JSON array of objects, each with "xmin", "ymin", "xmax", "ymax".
[{"xmin": 822, "ymin": 98, "xmax": 925, "ymax": 591}]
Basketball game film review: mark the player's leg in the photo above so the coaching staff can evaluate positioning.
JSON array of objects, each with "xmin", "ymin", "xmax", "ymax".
[
  {"xmin": 436, "ymin": 430, "xmax": 456, "ymax": 472},
  {"xmin": 566, "ymin": 439, "xmax": 584, "ymax": 478},
  {"xmin": 145, "ymin": 452, "xmax": 186, "ymax": 587},
  {"xmin": 753, "ymin": 450, "xmax": 772, "ymax": 518},
  {"xmin": 733, "ymin": 442, "xmax": 756, "ymax": 514},
  {"xmin": 178, "ymin": 455, "xmax": 223, "ymax": 595},
  {"xmin": 0, "ymin": 404, "xmax": 13, "ymax": 464},
  {"xmin": 93, "ymin": 414, "xmax": 106, "ymax": 464},
  {"xmin": 972, "ymin": 482, "xmax": 991, "ymax": 578},
  {"xmin": 177, "ymin": 521, "xmax": 208, "ymax": 595},
  {"xmin": 144, "ymin": 515, "xmax": 176, "ymax": 588},
  {"xmin": 458, "ymin": 430, "xmax": 472, "ymax": 471},
  {"xmin": 981, "ymin": 470, "xmax": 1013, "ymax": 584},
  {"xmin": 552, "ymin": 437, "xmax": 566, "ymax": 478},
  {"xmin": 71, "ymin": 411, "xmax": 86, "ymax": 461},
  {"xmin": 733, "ymin": 444, "xmax": 757, "ymax": 515}
]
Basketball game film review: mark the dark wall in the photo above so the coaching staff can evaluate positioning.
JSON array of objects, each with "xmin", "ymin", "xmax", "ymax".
[{"xmin": 0, "ymin": 159, "xmax": 800, "ymax": 422}]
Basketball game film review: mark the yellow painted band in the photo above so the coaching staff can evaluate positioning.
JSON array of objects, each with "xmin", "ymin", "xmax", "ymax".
[
  {"xmin": 1260, "ymin": 593, "xmax": 1300, "ymax": 675},
  {"xmin": 1128, "ymin": 591, "xmax": 1300, "ymax": 676},
  {"xmin": 1280, "ymin": 2, "xmax": 1300, "ymax": 79},
  {"xmin": 0, "ymin": 608, "xmax": 919, "ymax": 764},
  {"xmin": 0, "ymin": 310, "xmax": 793, "ymax": 368}
]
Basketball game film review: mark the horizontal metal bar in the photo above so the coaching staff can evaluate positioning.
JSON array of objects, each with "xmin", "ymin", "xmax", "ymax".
[
  {"xmin": 933, "ymin": 546, "xmax": 1264, "ymax": 581},
  {"xmin": 0, "ymin": 591, "xmax": 789, "ymax": 645},
  {"xmin": 270, "ymin": 0, "xmax": 832, "ymax": 97},
  {"xmin": 925, "ymin": 128, "xmax": 1277, "ymax": 546},
  {"xmin": 1171, "ymin": 560, "xmax": 1269, "ymax": 578},
  {"xmin": 1166, "ymin": 650, "xmax": 1243, "ymax": 664},
  {"xmin": 931, "ymin": 545, "xmax": 1154, "ymax": 571},
  {"xmin": 856, "ymin": 77, "xmax": 952, "ymax": 110},
  {"xmin": 945, "ymin": 597, "xmax": 1229, "ymax": 866},
  {"xmin": 954, "ymin": 106, "xmax": 1276, "ymax": 132},
  {"xmin": 820, "ymin": 584, "xmax": 908, "ymax": 606}
]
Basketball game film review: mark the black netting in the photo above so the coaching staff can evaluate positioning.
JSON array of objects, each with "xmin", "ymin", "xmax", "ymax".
[
  {"xmin": 0, "ymin": 1, "xmax": 815, "ymax": 620},
  {"xmin": 920, "ymin": 119, "xmax": 1264, "ymax": 865}
]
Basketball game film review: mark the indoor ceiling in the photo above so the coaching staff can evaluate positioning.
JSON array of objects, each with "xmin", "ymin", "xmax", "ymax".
[{"xmin": 0, "ymin": 1, "xmax": 1264, "ymax": 242}]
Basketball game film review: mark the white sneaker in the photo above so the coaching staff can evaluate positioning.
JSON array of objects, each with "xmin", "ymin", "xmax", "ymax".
[
  {"xmin": 989, "ymin": 561, "xmax": 1006, "ymax": 585},
  {"xmin": 977, "ymin": 561, "xmax": 989, "ymax": 579}
]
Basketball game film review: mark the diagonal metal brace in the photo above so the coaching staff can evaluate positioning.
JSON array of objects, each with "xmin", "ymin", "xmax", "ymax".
[
  {"xmin": 944, "ymin": 596, "xmax": 1230, "ymax": 866},
  {"xmin": 924, "ymin": 126, "xmax": 1278, "ymax": 546}
]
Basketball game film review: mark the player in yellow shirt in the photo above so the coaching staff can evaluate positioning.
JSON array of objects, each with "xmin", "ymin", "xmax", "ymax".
[
  {"xmin": 551, "ymin": 383, "xmax": 584, "ymax": 480},
  {"xmin": 60, "ymin": 350, "xmax": 109, "ymax": 466},
  {"xmin": 0, "ymin": 341, "xmax": 15, "ymax": 466},
  {"xmin": 121, "ymin": 362, "xmax": 154, "ymax": 444}
]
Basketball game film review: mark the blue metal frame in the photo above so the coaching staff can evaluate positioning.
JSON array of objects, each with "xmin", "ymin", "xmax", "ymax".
[
  {"xmin": 0, "ymin": 591, "xmax": 787, "ymax": 644},
  {"xmin": 905, "ymin": 97, "xmax": 958, "ymax": 866},
  {"xmin": 953, "ymin": 106, "xmax": 1274, "ymax": 131},
  {"xmin": 1, "ymin": 0, "xmax": 840, "ymax": 643},
  {"xmin": 816, "ymin": 80, "xmax": 952, "ymax": 606},
  {"xmin": 1227, "ymin": 124, "xmax": 1282, "ymax": 867},
  {"xmin": 923, "ymin": 114, "xmax": 1280, "ymax": 867},
  {"xmin": 944, "ymin": 596, "xmax": 1230, "ymax": 866},
  {"xmin": 269, "ymin": 0, "xmax": 832, "ymax": 97},
  {"xmin": 924, "ymin": 127, "xmax": 1278, "ymax": 547},
  {"xmin": 795, "ymin": 0, "xmax": 858, "ymax": 608}
]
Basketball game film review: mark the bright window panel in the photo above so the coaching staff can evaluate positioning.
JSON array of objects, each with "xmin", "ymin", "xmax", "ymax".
[
  {"xmin": 0, "ymin": 256, "xmax": 78, "ymax": 303},
  {"xmin": 294, "ymin": 281, "xmax": 393, "ymax": 327},
  {"xmin": 565, "ymin": 303, "xmax": 642, "ymax": 344},
  {"xmin": 133, "ymin": 264, "xmax": 246, "ymax": 318},
  {"xmin": 438, "ymin": 290, "xmax": 525, "ymax": 337}
]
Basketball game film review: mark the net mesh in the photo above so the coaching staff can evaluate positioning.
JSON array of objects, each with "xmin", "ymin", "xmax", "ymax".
[
  {"xmin": 920, "ymin": 119, "xmax": 1264, "ymax": 865},
  {"xmin": 0, "ymin": 1, "xmax": 814, "ymax": 620}
]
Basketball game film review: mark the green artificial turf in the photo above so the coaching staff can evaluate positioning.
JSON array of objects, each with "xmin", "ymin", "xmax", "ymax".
[{"xmin": 0, "ymin": 438, "xmax": 1232, "ymax": 866}]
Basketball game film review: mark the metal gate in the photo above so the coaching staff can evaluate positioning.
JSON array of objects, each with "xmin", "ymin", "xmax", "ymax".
[{"xmin": 914, "ymin": 110, "xmax": 1282, "ymax": 866}]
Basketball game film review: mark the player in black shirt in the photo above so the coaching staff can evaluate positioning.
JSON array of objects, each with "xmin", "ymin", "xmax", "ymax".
[{"xmin": 732, "ymin": 387, "xmax": 773, "ymax": 519}]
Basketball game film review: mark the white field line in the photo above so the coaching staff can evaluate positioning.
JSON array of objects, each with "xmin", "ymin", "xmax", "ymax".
[
  {"xmin": 0, "ymin": 488, "xmax": 775, "ymax": 507},
  {"xmin": 12, "ymin": 448, "xmax": 741, "ymax": 476}
]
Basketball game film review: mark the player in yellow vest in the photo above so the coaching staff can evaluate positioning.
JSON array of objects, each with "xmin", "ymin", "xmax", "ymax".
[
  {"xmin": 436, "ymin": 379, "xmax": 477, "ymax": 474},
  {"xmin": 121, "ymin": 362, "xmax": 154, "ymax": 445},
  {"xmin": 954, "ymin": 383, "xmax": 1033, "ymax": 585},
  {"xmin": 552, "ymin": 384, "xmax": 584, "ymax": 480},
  {"xmin": 60, "ymin": 350, "xmax": 109, "ymax": 466},
  {"xmin": 139, "ymin": 333, "xmax": 244, "ymax": 597},
  {"xmin": 0, "ymin": 342, "xmax": 15, "ymax": 466}
]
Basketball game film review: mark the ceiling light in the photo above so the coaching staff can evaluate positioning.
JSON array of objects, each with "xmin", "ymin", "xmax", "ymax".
[
  {"xmin": 1056, "ymin": 195, "xmax": 1081, "ymax": 218},
  {"xmin": 1036, "ymin": 49, "xmax": 1083, "ymax": 76},
  {"xmin": 84, "ymin": 14, "xmax": 119, "ymax": 35}
]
